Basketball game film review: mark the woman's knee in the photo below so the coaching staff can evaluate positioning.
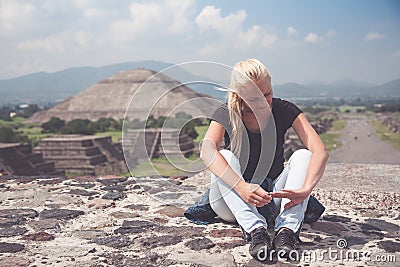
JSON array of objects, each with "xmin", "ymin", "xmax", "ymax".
[
  {"xmin": 219, "ymin": 149, "xmax": 241, "ymax": 169},
  {"xmin": 289, "ymin": 149, "xmax": 312, "ymax": 164}
]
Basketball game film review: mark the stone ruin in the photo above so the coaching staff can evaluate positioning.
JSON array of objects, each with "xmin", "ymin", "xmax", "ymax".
[
  {"xmin": 123, "ymin": 128, "xmax": 196, "ymax": 165},
  {"xmin": 34, "ymin": 135, "xmax": 128, "ymax": 176},
  {"xmin": 377, "ymin": 113, "xmax": 400, "ymax": 133},
  {"xmin": 0, "ymin": 143, "xmax": 61, "ymax": 176},
  {"xmin": 284, "ymin": 118, "xmax": 333, "ymax": 160}
]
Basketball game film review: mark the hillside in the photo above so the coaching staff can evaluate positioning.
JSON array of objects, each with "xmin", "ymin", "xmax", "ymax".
[
  {"xmin": 0, "ymin": 61, "xmax": 200, "ymax": 105},
  {"xmin": 1, "ymin": 61, "xmax": 399, "ymax": 106}
]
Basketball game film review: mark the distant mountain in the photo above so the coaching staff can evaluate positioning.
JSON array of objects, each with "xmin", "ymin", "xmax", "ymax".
[
  {"xmin": 367, "ymin": 78, "xmax": 400, "ymax": 97},
  {"xmin": 0, "ymin": 61, "xmax": 175, "ymax": 105},
  {"xmin": 273, "ymin": 82, "xmax": 328, "ymax": 98},
  {"xmin": 0, "ymin": 61, "xmax": 399, "ymax": 106},
  {"xmin": 276, "ymin": 79, "xmax": 400, "ymax": 99}
]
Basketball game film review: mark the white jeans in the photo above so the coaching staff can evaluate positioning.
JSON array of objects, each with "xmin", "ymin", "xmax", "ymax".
[{"xmin": 209, "ymin": 149, "xmax": 312, "ymax": 234}]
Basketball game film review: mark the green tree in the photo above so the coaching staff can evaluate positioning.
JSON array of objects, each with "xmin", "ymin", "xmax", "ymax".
[
  {"xmin": 126, "ymin": 118, "xmax": 145, "ymax": 129},
  {"xmin": 0, "ymin": 126, "xmax": 29, "ymax": 143},
  {"xmin": 41, "ymin": 117, "xmax": 65, "ymax": 133},
  {"xmin": 145, "ymin": 115, "xmax": 159, "ymax": 128},
  {"xmin": 89, "ymin": 117, "xmax": 114, "ymax": 132},
  {"xmin": 62, "ymin": 119, "xmax": 94, "ymax": 134}
]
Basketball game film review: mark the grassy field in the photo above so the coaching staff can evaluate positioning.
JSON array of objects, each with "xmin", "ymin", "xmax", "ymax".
[
  {"xmin": 194, "ymin": 125, "xmax": 208, "ymax": 144},
  {"xmin": 0, "ymin": 117, "xmax": 26, "ymax": 127},
  {"xmin": 95, "ymin": 131, "xmax": 122, "ymax": 143},
  {"xmin": 319, "ymin": 119, "xmax": 346, "ymax": 151},
  {"xmin": 338, "ymin": 105, "xmax": 366, "ymax": 113},
  {"xmin": 371, "ymin": 120, "xmax": 400, "ymax": 151},
  {"xmin": 129, "ymin": 155, "xmax": 204, "ymax": 177}
]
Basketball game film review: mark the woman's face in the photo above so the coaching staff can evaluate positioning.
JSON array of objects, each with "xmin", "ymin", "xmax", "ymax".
[{"xmin": 240, "ymin": 77, "xmax": 273, "ymax": 114}]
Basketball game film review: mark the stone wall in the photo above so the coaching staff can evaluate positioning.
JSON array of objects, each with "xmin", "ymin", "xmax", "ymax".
[
  {"xmin": 123, "ymin": 129, "xmax": 196, "ymax": 163},
  {"xmin": 377, "ymin": 113, "xmax": 400, "ymax": 133},
  {"xmin": 0, "ymin": 143, "xmax": 61, "ymax": 176},
  {"xmin": 34, "ymin": 135, "xmax": 128, "ymax": 176},
  {"xmin": 283, "ymin": 118, "xmax": 334, "ymax": 160}
]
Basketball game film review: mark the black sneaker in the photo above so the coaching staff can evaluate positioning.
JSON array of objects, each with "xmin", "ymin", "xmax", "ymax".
[
  {"xmin": 272, "ymin": 227, "xmax": 298, "ymax": 260},
  {"xmin": 249, "ymin": 227, "xmax": 272, "ymax": 262}
]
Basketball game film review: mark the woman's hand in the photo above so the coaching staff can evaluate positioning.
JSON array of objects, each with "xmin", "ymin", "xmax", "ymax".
[
  {"xmin": 234, "ymin": 180, "xmax": 272, "ymax": 207},
  {"xmin": 270, "ymin": 187, "xmax": 311, "ymax": 209}
]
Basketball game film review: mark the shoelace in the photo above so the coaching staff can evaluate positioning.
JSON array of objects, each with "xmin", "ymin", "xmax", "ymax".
[
  {"xmin": 252, "ymin": 229, "xmax": 270, "ymax": 244},
  {"xmin": 276, "ymin": 231, "xmax": 295, "ymax": 247}
]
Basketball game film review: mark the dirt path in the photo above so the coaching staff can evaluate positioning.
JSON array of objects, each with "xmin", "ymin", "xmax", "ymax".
[{"xmin": 329, "ymin": 114, "xmax": 400, "ymax": 164}]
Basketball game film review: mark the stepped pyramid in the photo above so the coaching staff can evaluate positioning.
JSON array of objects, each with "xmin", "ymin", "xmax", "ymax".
[
  {"xmin": 0, "ymin": 143, "xmax": 62, "ymax": 176},
  {"xmin": 34, "ymin": 135, "xmax": 128, "ymax": 175},
  {"xmin": 27, "ymin": 69, "xmax": 219, "ymax": 124}
]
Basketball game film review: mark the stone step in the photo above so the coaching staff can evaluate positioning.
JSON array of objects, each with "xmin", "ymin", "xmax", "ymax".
[
  {"xmin": 50, "ymin": 155, "xmax": 107, "ymax": 167},
  {"xmin": 34, "ymin": 161, "xmax": 56, "ymax": 173},
  {"xmin": 35, "ymin": 147, "xmax": 101, "ymax": 157}
]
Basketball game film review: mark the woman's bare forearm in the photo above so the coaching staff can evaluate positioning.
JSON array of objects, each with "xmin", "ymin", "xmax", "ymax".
[
  {"xmin": 200, "ymin": 138, "xmax": 244, "ymax": 190},
  {"xmin": 302, "ymin": 150, "xmax": 329, "ymax": 193}
]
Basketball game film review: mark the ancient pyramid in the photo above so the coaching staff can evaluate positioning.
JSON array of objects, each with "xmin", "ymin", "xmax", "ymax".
[{"xmin": 26, "ymin": 69, "xmax": 219, "ymax": 124}]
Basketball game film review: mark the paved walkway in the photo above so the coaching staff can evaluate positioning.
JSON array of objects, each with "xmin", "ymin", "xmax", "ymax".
[{"xmin": 329, "ymin": 114, "xmax": 400, "ymax": 165}]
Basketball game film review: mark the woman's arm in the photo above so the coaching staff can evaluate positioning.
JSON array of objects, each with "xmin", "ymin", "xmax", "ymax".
[
  {"xmin": 201, "ymin": 121, "xmax": 271, "ymax": 207},
  {"xmin": 271, "ymin": 113, "xmax": 329, "ymax": 209},
  {"xmin": 293, "ymin": 113, "xmax": 329, "ymax": 192}
]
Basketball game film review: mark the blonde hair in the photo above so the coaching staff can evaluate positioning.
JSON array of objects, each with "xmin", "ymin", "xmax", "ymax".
[{"xmin": 228, "ymin": 59, "xmax": 271, "ymax": 156}]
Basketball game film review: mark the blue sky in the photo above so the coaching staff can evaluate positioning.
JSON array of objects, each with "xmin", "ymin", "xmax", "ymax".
[{"xmin": 0, "ymin": 0, "xmax": 399, "ymax": 84}]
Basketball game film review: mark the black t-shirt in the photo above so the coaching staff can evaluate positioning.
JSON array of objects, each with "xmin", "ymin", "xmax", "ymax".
[{"xmin": 211, "ymin": 97, "xmax": 302, "ymax": 181}]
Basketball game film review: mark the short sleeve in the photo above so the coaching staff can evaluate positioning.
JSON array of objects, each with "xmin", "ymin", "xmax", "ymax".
[
  {"xmin": 272, "ymin": 98, "xmax": 302, "ymax": 130},
  {"xmin": 283, "ymin": 100, "xmax": 302, "ymax": 129},
  {"xmin": 210, "ymin": 105, "xmax": 232, "ymax": 132}
]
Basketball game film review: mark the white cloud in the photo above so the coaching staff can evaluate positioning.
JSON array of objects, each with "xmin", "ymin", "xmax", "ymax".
[
  {"xmin": 195, "ymin": 5, "xmax": 247, "ymax": 34},
  {"xmin": 262, "ymin": 34, "xmax": 278, "ymax": 47},
  {"xmin": 364, "ymin": 31, "xmax": 384, "ymax": 42},
  {"xmin": 195, "ymin": 6, "xmax": 247, "ymax": 34},
  {"xmin": 0, "ymin": 1, "xmax": 37, "ymax": 38},
  {"xmin": 304, "ymin": 33, "xmax": 319, "ymax": 43},
  {"xmin": 325, "ymin": 29, "xmax": 337, "ymax": 37},
  {"xmin": 17, "ymin": 35, "xmax": 67, "ymax": 53},
  {"xmin": 287, "ymin": 26, "xmax": 297, "ymax": 37},
  {"xmin": 75, "ymin": 30, "xmax": 93, "ymax": 48},
  {"xmin": 195, "ymin": 5, "xmax": 277, "ymax": 53},
  {"xmin": 303, "ymin": 30, "xmax": 336, "ymax": 44},
  {"xmin": 237, "ymin": 25, "xmax": 262, "ymax": 47},
  {"xmin": 110, "ymin": 0, "xmax": 194, "ymax": 42}
]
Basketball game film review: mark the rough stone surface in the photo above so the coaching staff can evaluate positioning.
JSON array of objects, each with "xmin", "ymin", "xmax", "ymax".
[
  {"xmin": 27, "ymin": 219, "xmax": 60, "ymax": 231},
  {"xmin": 21, "ymin": 232, "xmax": 55, "ymax": 241},
  {"xmin": 39, "ymin": 209, "xmax": 84, "ymax": 220},
  {"xmin": 378, "ymin": 240, "xmax": 400, "ymax": 253},
  {"xmin": 68, "ymin": 189, "xmax": 98, "ymax": 196},
  {"xmin": 310, "ymin": 221, "xmax": 347, "ymax": 235},
  {"xmin": 0, "ymin": 163, "xmax": 398, "ymax": 266},
  {"xmin": 155, "ymin": 205, "xmax": 185, "ymax": 218},
  {"xmin": 92, "ymin": 236, "xmax": 132, "ymax": 249},
  {"xmin": 114, "ymin": 220, "xmax": 156, "ymax": 234},
  {"xmin": 209, "ymin": 229, "xmax": 243, "ymax": 238},
  {"xmin": 0, "ymin": 242, "xmax": 25, "ymax": 253},
  {"xmin": 0, "ymin": 209, "xmax": 38, "ymax": 219},
  {"xmin": 87, "ymin": 198, "xmax": 115, "ymax": 209},
  {"xmin": 184, "ymin": 237, "xmax": 215, "ymax": 250},
  {"xmin": 102, "ymin": 191, "xmax": 125, "ymax": 200},
  {"xmin": 138, "ymin": 235, "xmax": 182, "ymax": 249},
  {"xmin": 0, "ymin": 226, "xmax": 27, "ymax": 237},
  {"xmin": 0, "ymin": 257, "xmax": 30, "ymax": 267}
]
